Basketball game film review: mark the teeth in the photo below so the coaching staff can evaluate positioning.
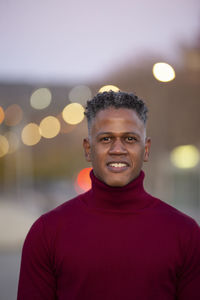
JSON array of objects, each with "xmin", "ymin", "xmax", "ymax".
[{"xmin": 109, "ymin": 163, "xmax": 127, "ymax": 167}]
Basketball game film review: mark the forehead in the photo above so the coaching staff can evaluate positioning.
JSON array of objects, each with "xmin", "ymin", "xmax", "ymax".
[{"xmin": 91, "ymin": 107, "xmax": 145, "ymax": 134}]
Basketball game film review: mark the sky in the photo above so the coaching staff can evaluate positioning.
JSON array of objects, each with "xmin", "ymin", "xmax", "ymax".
[{"xmin": 0, "ymin": 0, "xmax": 199, "ymax": 83}]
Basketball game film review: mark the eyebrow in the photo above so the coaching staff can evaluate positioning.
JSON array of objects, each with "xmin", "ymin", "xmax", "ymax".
[{"xmin": 96, "ymin": 131, "xmax": 140, "ymax": 137}]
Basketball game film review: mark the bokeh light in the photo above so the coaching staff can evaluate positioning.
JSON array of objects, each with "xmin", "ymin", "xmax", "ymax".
[
  {"xmin": 170, "ymin": 145, "xmax": 200, "ymax": 169},
  {"xmin": 0, "ymin": 135, "xmax": 9, "ymax": 157},
  {"xmin": 30, "ymin": 88, "xmax": 52, "ymax": 110},
  {"xmin": 62, "ymin": 103, "xmax": 84, "ymax": 125},
  {"xmin": 76, "ymin": 167, "xmax": 92, "ymax": 192},
  {"xmin": 4, "ymin": 132, "xmax": 20, "ymax": 153},
  {"xmin": 4, "ymin": 104, "xmax": 23, "ymax": 126},
  {"xmin": 152, "ymin": 62, "xmax": 175, "ymax": 82},
  {"xmin": 99, "ymin": 85, "xmax": 120, "ymax": 93},
  {"xmin": 39, "ymin": 116, "xmax": 60, "ymax": 139},
  {"xmin": 69, "ymin": 85, "xmax": 92, "ymax": 105},
  {"xmin": 0, "ymin": 106, "xmax": 5, "ymax": 124},
  {"xmin": 21, "ymin": 123, "xmax": 41, "ymax": 146}
]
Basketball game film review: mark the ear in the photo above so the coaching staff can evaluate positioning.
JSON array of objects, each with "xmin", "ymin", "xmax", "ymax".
[
  {"xmin": 143, "ymin": 137, "xmax": 151, "ymax": 162},
  {"xmin": 83, "ymin": 138, "xmax": 92, "ymax": 162}
]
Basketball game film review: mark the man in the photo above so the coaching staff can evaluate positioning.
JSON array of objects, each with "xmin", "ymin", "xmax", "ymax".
[{"xmin": 17, "ymin": 91, "xmax": 200, "ymax": 299}]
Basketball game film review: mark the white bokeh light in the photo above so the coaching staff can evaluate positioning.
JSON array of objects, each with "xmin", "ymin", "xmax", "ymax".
[
  {"xmin": 69, "ymin": 85, "xmax": 92, "ymax": 106},
  {"xmin": 152, "ymin": 62, "xmax": 175, "ymax": 82},
  {"xmin": 30, "ymin": 88, "xmax": 52, "ymax": 110}
]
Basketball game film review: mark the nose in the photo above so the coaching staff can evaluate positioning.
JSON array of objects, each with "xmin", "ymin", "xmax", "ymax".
[{"xmin": 108, "ymin": 138, "xmax": 128, "ymax": 155}]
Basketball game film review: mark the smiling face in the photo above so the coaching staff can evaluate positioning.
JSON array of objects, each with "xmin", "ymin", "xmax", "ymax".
[{"xmin": 83, "ymin": 107, "xmax": 151, "ymax": 187}]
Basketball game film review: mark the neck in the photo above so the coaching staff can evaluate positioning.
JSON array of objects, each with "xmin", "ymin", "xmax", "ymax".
[{"xmin": 83, "ymin": 170, "xmax": 153, "ymax": 211}]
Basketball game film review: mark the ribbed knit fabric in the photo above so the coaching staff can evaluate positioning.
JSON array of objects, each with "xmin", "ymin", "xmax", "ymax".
[
  {"xmin": 17, "ymin": 171, "xmax": 200, "ymax": 300},
  {"xmin": 85, "ymin": 170, "xmax": 155, "ymax": 211}
]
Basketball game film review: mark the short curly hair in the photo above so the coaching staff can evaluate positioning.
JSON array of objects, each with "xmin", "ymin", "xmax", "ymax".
[{"xmin": 85, "ymin": 91, "xmax": 148, "ymax": 131}]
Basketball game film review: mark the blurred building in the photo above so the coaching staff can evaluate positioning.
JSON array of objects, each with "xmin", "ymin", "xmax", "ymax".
[{"xmin": 0, "ymin": 38, "xmax": 200, "ymax": 255}]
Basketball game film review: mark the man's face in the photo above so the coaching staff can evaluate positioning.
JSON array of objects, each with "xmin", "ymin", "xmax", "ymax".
[{"xmin": 83, "ymin": 107, "xmax": 151, "ymax": 187}]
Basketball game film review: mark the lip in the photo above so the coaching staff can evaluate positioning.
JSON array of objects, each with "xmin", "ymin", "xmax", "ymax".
[{"xmin": 106, "ymin": 161, "xmax": 129, "ymax": 173}]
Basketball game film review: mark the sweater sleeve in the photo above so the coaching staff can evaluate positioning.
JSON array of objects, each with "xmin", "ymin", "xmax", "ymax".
[
  {"xmin": 177, "ymin": 220, "xmax": 200, "ymax": 300},
  {"xmin": 17, "ymin": 216, "xmax": 57, "ymax": 300}
]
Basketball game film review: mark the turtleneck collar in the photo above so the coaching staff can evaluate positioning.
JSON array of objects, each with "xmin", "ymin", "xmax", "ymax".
[{"xmin": 82, "ymin": 170, "xmax": 154, "ymax": 212}]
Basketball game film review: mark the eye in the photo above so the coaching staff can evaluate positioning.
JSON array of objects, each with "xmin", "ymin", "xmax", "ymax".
[
  {"xmin": 125, "ymin": 136, "xmax": 137, "ymax": 143},
  {"xmin": 100, "ymin": 137, "xmax": 111, "ymax": 143}
]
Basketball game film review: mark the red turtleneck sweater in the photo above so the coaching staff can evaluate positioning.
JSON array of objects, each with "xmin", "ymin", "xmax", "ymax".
[{"xmin": 17, "ymin": 171, "xmax": 200, "ymax": 299}]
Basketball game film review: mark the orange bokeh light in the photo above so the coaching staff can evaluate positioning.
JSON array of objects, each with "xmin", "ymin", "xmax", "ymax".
[
  {"xmin": 4, "ymin": 104, "xmax": 23, "ymax": 126},
  {"xmin": 0, "ymin": 106, "xmax": 5, "ymax": 124},
  {"xmin": 76, "ymin": 167, "xmax": 92, "ymax": 192}
]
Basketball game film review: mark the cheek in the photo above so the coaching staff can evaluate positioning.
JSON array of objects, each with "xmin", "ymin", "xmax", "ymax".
[
  {"xmin": 129, "ymin": 148, "xmax": 145, "ymax": 162},
  {"xmin": 91, "ymin": 147, "xmax": 107, "ymax": 166},
  {"xmin": 91, "ymin": 148, "xmax": 101, "ymax": 161}
]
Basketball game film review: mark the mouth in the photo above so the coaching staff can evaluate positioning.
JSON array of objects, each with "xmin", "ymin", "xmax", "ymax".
[{"xmin": 106, "ymin": 162, "xmax": 129, "ymax": 173}]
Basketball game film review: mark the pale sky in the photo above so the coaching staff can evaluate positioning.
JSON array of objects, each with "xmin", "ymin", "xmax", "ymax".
[{"xmin": 0, "ymin": 0, "xmax": 199, "ymax": 82}]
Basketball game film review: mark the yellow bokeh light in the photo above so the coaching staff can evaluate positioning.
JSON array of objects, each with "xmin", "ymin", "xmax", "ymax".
[
  {"xmin": 69, "ymin": 85, "xmax": 92, "ymax": 105},
  {"xmin": 39, "ymin": 116, "xmax": 60, "ymax": 139},
  {"xmin": 4, "ymin": 132, "xmax": 20, "ymax": 153},
  {"xmin": 0, "ymin": 135, "xmax": 9, "ymax": 157},
  {"xmin": 0, "ymin": 106, "xmax": 5, "ymax": 124},
  {"xmin": 152, "ymin": 62, "xmax": 175, "ymax": 82},
  {"xmin": 4, "ymin": 104, "xmax": 23, "ymax": 126},
  {"xmin": 30, "ymin": 88, "xmax": 52, "ymax": 110},
  {"xmin": 21, "ymin": 123, "xmax": 41, "ymax": 146},
  {"xmin": 99, "ymin": 85, "xmax": 120, "ymax": 93},
  {"xmin": 170, "ymin": 145, "xmax": 200, "ymax": 169},
  {"xmin": 62, "ymin": 103, "xmax": 84, "ymax": 125}
]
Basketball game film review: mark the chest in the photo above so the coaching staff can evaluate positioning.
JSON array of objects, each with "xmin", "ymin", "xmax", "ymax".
[{"xmin": 53, "ymin": 213, "xmax": 181, "ymax": 284}]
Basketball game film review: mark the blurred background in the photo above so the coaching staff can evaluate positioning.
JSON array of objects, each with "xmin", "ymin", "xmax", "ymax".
[{"xmin": 0, "ymin": 0, "xmax": 200, "ymax": 299}]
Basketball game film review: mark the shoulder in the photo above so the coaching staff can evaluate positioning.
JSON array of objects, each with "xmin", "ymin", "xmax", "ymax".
[
  {"xmin": 43, "ymin": 193, "xmax": 83, "ymax": 220},
  {"xmin": 25, "ymin": 193, "xmax": 85, "ymax": 244},
  {"xmin": 39, "ymin": 192, "xmax": 87, "ymax": 229},
  {"xmin": 151, "ymin": 196, "xmax": 200, "ymax": 235}
]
